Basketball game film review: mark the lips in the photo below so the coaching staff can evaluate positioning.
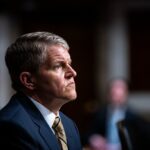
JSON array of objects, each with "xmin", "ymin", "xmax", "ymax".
[{"xmin": 67, "ymin": 82, "xmax": 75, "ymax": 87}]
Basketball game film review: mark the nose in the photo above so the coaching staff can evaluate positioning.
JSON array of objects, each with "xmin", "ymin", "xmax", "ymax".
[{"xmin": 65, "ymin": 64, "xmax": 77, "ymax": 78}]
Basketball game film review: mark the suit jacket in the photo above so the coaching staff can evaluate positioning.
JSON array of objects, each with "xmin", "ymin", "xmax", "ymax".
[
  {"xmin": 0, "ymin": 92, "xmax": 82, "ymax": 150},
  {"xmin": 83, "ymin": 105, "xmax": 150, "ymax": 150}
]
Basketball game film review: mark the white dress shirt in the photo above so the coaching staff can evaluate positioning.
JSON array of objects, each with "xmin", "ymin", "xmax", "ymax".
[
  {"xmin": 29, "ymin": 97, "xmax": 57, "ymax": 133},
  {"xmin": 106, "ymin": 106, "xmax": 126, "ymax": 150}
]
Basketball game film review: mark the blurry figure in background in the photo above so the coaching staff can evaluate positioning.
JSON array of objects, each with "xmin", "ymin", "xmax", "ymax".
[
  {"xmin": 82, "ymin": 77, "xmax": 150, "ymax": 150},
  {"xmin": 89, "ymin": 78, "xmax": 128, "ymax": 150},
  {"xmin": 82, "ymin": 78, "xmax": 128, "ymax": 150},
  {"xmin": 105, "ymin": 78, "xmax": 128, "ymax": 150}
]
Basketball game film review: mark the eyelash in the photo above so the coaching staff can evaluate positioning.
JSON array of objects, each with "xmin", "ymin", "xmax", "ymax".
[
  {"xmin": 53, "ymin": 62, "xmax": 72, "ymax": 70},
  {"xmin": 53, "ymin": 64, "xmax": 62, "ymax": 69}
]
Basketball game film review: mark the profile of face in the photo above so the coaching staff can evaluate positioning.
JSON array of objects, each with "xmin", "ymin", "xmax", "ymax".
[
  {"xmin": 109, "ymin": 79, "xmax": 128, "ymax": 106},
  {"xmin": 33, "ymin": 45, "xmax": 77, "ymax": 104}
]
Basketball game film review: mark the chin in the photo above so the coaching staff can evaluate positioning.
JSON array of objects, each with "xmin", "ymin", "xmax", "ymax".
[
  {"xmin": 66, "ymin": 92, "xmax": 77, "ymax": 101},
  {"xmin": 69, "ymin": 93, "xmax": 77, "ymax": 100},
  {"xmin": 65, "ymin": 88, "xmax": 76, "ymax": 98},
  {"xmin": 61, "ymin": 95, "xmax": 76, "ymax": 105}
]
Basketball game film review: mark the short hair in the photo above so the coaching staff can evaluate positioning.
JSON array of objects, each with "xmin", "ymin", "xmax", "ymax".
[
  {"xmin": 5, "ymin": 31, "xmax": 69, "ymax": 91},
  {"xmin": 107, "ymin": 77, "xmax": 129, "ymax": 89},
  {"xmin": 104, "ymin": 77, "xmax": 129, "ymax": 96}
]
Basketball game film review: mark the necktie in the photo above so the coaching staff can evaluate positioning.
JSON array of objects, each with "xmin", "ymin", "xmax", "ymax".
[{"xmin": 52, "ymin": 116, "xmax": 68, "ymax": 150}]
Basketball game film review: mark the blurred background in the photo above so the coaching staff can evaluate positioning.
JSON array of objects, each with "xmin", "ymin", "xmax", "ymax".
[{"xmin": 0, "ymin": 0, "xmax": 150, "ymax": 135}]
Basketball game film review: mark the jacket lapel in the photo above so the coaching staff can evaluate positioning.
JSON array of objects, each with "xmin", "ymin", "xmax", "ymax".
[
  {"xmin": 16, "ymin": 92, "xmax": 61, "ymax": 150},
  {"xmin": 34, "ymin": 118, "xmax": 61, "ymax": 150}
]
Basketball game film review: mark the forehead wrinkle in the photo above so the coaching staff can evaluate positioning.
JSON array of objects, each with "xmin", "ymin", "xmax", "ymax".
[
  {"xmin": 47, "ymin": 47, "xmax": 71, "ymax": 64},
  {"xmin": 53, "ymin": 56, "xmax": 72, "ymax": 64}
]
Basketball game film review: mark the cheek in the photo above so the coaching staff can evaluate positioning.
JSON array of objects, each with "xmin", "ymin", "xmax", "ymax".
[
  {"xmin": 48, "ymin": 76, "xmax": 65, "ymax": 93},
  {"xmin": 36, "ymin": 70, "xmax": 66, "ymax": 95}
]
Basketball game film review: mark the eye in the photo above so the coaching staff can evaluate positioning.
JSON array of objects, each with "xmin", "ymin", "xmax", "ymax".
[
  {"xmin": 52, "ymin": 62, "xmax": 66, "ymax": 70},
  {"xmin": 53, "ymin": 63, "xmax": 62, "ymax": 70}
]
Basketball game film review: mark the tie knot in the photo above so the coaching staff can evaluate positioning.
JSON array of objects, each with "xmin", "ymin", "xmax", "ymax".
[
  {"xmin": 52, "ymin": 117, "xmax": 60, "ymax": 129},
  {"xmin": 52, "ymin": 117, "xmax": 64, "ymax": 134}
]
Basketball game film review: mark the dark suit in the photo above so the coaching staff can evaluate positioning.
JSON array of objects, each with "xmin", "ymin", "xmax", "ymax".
[
  {"xmin": 82, "ymin": 106, "xmax": 150, "ymax": 150},
  {"xmin": 0, "ymin": 92, "xmax": 82, "ymax": 150}
]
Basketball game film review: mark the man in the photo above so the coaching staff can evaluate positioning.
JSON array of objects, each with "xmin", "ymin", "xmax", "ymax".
[
  {"xmin": 83, "ymin": 78, "xmax": 128, "ymax": 150},
  {"xmin": 0, "ymin": 31, "xmax": 82, "ymax": 150},
  {"xmin": 83, "ymin": 78, "xmax": 150, "ymax": 150}
]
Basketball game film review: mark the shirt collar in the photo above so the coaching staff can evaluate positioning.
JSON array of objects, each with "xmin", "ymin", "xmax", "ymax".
[{"xmin": 29, "ymin": 97, "xmax": 58, "ymax": 128}]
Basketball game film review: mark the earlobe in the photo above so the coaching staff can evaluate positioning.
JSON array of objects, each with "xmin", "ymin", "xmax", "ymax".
[{"xmin": 19, "ymin": 72, "xmax": 35, "ymax": 90}]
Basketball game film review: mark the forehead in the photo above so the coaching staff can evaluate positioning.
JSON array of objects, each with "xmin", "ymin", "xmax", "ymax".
[
  {"xmin": 110, "ymin": 80, "xmax": 127, "ymax": 89},
  {"xmin": 47, "ymin": 45, "xmax": 71, "ymax": 61}
]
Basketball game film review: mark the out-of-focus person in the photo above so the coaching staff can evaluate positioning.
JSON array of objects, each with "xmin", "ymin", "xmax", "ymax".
[{"xmin": 82, "ymin": 77, "xmax": 150, "ymax": 150}]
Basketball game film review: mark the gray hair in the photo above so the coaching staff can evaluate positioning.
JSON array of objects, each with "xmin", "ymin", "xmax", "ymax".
[{"xmin": 5, "ymin": 31, "xmax": 69, "ymax": 91}]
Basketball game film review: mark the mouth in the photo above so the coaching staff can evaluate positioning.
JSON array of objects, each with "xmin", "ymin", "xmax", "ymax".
[{"xmin": 67, "ymin": 82, "xmax": 75, "ymax": 87}]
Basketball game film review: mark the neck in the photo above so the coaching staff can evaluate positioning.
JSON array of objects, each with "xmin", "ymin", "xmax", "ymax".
[{"xmin": 29, "ymin": 94, "xmax": 64, "ymax": 114}]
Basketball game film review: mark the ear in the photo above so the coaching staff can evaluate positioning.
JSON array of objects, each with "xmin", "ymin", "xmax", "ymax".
[{"xmin": 19, "ymin": 72, "xmax": 36, "ymax": 90}]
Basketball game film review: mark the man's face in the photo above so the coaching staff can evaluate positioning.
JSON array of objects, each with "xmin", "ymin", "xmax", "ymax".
[
  {"xmin": 109, "ymin": 80, "xmax": 128, "ymax": 106},
  {"xmin": 34, "ymin": 45, "xmax": 77, "ymax": 103}
]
